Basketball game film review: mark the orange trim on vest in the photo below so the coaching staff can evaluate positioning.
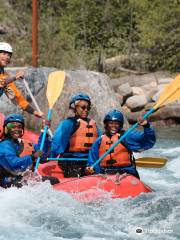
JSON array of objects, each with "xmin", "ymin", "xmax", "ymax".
[
  {"xmin": 0, "ymin": 125, "xmax": 3, "ymax": 139},
  {"xmin": 0, "ymin": 72, "xmax": 8, "ymax": 79},
  {"xmin": 0, "ymin": 112, "xmax": 4, "ymax": 140},
  {"xmin": 19, "ymin": 139, "xmax": 34, "ymax": 157},
  {"xmin": 0, "ymin": 72, "xmax": 29, "ymax": 110},
  {"xmin": 69, "ymin": 119, "xmax": 98, "ymax": 152},
  {"xmin": 99, "ymin": 133, "xmax": 131, "ymax": 167}
]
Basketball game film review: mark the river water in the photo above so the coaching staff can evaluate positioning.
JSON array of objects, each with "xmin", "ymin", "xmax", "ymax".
[{"xmin": 0, "ymin": 126, "xmax": 180, "ymax": 240}]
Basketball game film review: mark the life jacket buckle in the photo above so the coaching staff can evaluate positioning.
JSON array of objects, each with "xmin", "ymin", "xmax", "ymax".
[
  {"xmin": 105, "ymin": 149, "xmax": 114, "ymax": 153},
  {"xmin": 106, "ymin": 159, "xmax": 117, "ymax": 165},
  {"xmin": 86, "ymin": 133, "xmax": 93, "ymax": 137},
  {"xmin": 84, "ymin": 143, "xmax": 92, "ymax": 147}
]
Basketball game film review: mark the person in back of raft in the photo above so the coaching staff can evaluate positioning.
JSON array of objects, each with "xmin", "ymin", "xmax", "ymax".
[
  {"xmin": 85, "ymin": 109, "xmax": 156, "ymax": 178},
  {"xmin": 0, "ymin": 114, "xmax": 52, "ymax": 188},
  {"xmin": 51, "ymin": 93, "xmax": 101, "ymax": 177},
  {"xmin": 0, "ymin": 42, "xmax": 43, "ymax": 118}
]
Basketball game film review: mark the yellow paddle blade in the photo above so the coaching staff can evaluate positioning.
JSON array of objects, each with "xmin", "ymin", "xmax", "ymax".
[
  {"xmin": 136, "ymin": 157, "xmax": 168, "ymax": 168},
  {"xmin": 153, "ymin": 74, "xmax": 180, "ymax": 110},
  {"xmin": 46, "ymin": 71, "xmax": 66, "ymax": 109}
]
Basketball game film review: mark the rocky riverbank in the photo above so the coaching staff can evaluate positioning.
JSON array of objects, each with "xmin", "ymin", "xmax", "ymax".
[
  {"xmin": 1, "ymin": 68, "xmax": 179, "ymax": 132},
  {"xmin": 109, "ymin": 71, "xmax": 180, "ymax": 125}
]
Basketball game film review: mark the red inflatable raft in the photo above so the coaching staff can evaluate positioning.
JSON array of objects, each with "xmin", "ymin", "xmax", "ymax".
[
  {"xmin": 38, "ymin": 161, "xmax": 153, "ymax": 202},
  {"xmin": 1, "ymin": 112, "xmax": 152, "ymax": 201}
]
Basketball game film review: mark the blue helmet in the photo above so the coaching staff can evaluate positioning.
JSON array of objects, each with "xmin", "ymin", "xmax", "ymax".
[
  {"xmin": 4, "ymin": 114, "xmax": 25, "ymax": 128},
  {"xmin": 69, "ymin": 92, "xmax": 91, "ymax": 108},
  {"xmin": 104, "ymin": 109, "xmax": 124, "ymax": 124}
]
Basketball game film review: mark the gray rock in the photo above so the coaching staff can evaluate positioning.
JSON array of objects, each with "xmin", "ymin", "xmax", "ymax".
[
  {"xmin": 132, "ymin": 86, "xmax": 145, "ymax": 95},
  {"xmin": 145, "ymin": 102, "xmax": 155, "ymax": 111},
  {"xmin": 157, "ymin": 77, "xmax": 173, "ymax": 85},
  {"xmin": 126, "ymin": 95, "xmax": 148, "ymax": 112},
  {"xmin": 152, "ymin": 89, "xmax": 162, "ymax": 102},
  {"xmin": 157, "ymin": 84, "xmax": 168, "ymax": 92},
  {"xmin": 149, "ymin": 104, "xmax": 180, "ymax": 123},
  {"xmin": 126, "ymin": 111, "xmax": 143, "ymax": 124},
  {"xmin": 147, "ymin": 89, "xmax": 158, "ymax": 100},
  {"xmin": 117, "ymin": 83, "xmax": 132, "ymax": 103},
  {"xmin": 104, "ymin": 54, "xmax": 128, "ymax": 72},
  {"xmin": 115, "ymin": 93, "xmax": 123, "ymax": 106},
  {"xmin": 141, "ymin": 82, "xmax": 157, "ymax": 91}
]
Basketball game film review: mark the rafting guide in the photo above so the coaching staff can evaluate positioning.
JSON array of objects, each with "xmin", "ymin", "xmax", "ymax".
[{"xmin": 0, "ymin": 42, "xmax": 43, "ymax": 118}]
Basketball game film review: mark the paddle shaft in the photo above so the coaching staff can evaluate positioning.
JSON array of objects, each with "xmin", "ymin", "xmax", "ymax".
[
  {"xmin": 48, "ymin": 158, "xmax": 87, "ymax": 161},
  {"xmin": 47, "ymin": 156, "xmax": 167, "ymax": 168},
  {"xmin": 23, "ymin": 79, "xmax": 41, "ymax": 113},
  {"xmin": 23, "ymin": 79, "xmax": 53, "ymax": 137},
  {"xmin": 34, "ymin": 109, "xmax": 52, "ymax": 172}
]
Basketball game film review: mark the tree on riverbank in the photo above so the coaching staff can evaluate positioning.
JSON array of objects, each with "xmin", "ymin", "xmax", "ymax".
[{"xmin": 1, "ymin": 0, "xmax": 179, "ymax": 72}]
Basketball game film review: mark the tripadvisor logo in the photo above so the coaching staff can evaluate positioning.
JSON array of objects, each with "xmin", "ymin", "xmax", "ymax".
[
  {"xmin": 135, "ymin": 227, "xmax": 143, "ymax": 234},
  {"xmin": 135, "ymin": 227, "xmax": 173, "ymax": 235}
]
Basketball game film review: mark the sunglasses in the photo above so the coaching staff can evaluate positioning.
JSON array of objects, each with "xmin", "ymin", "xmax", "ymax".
[{"xmin": 77, "ymin": 105, "xmax": 91, "ymax": 111}]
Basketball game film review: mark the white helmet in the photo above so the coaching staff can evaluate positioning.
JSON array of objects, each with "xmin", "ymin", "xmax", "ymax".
[{"xmin": 0, "ymin": 42, "xmax": 13, "ymax": 53}]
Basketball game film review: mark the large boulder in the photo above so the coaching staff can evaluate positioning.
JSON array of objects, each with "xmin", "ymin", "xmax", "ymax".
[
  {"xmin": 0, "ymin": 68, "xmax": 126, "ymax": 132},
  {"xmin": 117, "ymin": 83, "xmax": 132, "ymax": 103},
  {"xmin": 126, "ymin": 95, "xmax": 148, "ymax": 112}
]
